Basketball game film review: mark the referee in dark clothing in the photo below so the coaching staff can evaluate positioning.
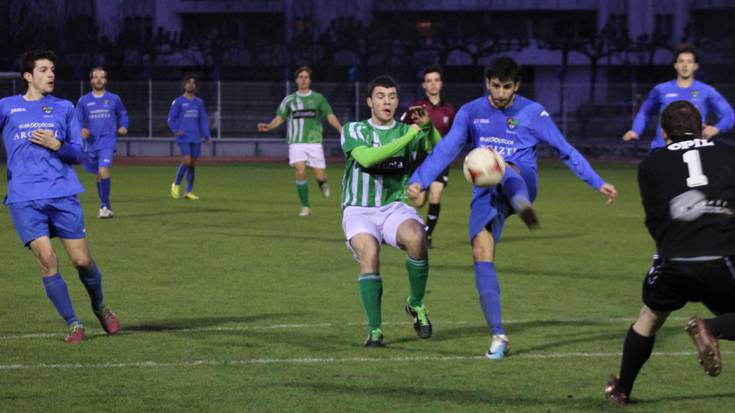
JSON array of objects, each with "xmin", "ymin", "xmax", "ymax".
[{"xmin": 606, "ymin": 100, "xmax": 735, "ymax": 405}]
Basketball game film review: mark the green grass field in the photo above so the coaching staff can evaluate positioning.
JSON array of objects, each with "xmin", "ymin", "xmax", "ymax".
[{"xmin": 0, "ymin": 162, "xmax": 733, "ymax": 412}]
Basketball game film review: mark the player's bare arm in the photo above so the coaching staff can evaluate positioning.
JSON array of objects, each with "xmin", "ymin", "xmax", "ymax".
[
  {"xmin": 257, "ymin": 115, "xmax": 285, "ymax": 132},
  {"xmin": 117, "ymin": 127, "xmax": 128, "ymax": 135},
  {"xmin": 327, "ymin": 113, "xmax": 342, "ymax": 133},
  {"xmin": 81, "ymin": 128, "xmax": 90, "ymax": 139}
]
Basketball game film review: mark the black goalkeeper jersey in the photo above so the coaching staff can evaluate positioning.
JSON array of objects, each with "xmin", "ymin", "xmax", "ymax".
[{"xmin": 638, "ymin": 138, "xmax": 735, "ymax": 258}]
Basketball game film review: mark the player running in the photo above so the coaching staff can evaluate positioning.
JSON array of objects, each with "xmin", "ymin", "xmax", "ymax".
[
  {"xmin": 75, "ymin": 66, "xmax": 128, "ymax": 218},
  {"xmin": 403, "ymin": 65, "xmax": 456, "ymax": 248},
  {"xmin": 623, "ymin": 43, "xmax": 734, "ymax": 150},
  {"xmin": 168, "ymin": 74, "xmax": 211, "ymax": 200},
  {"xmin": 606, "ymin": 101, "xmax": 735, "ymax": 405},
  {"xmin": 1, "ymin": 50, "xmax": 120, "ymax": 343},
  {"xmin": 258, "ymin": 67, "xmax": 342, "ymax": 216},
  {"xmin": 408, "ymin": 57, "xmax": 617, "ymax": 359},
  {"xmin": 341, "ymin": 76, "xmax": 439, "ymax": 347}
]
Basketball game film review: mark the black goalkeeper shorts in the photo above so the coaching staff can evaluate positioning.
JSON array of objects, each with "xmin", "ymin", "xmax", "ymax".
[{"xmin": 642, "ymin": 256, "xmax": 735, "ymax": 314}]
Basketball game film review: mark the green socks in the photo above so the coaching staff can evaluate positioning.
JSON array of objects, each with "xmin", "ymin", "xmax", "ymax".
[
  {"xmin": 358, "ymin": 273, "xmax": 382, "ymax": 331},
  {"xmin": 296, "ymin": 180, "xmax": 310, "ymax": 207},
  {"xmin": 406, "ymin": 256, "xmax": 429, "ymax": 307}
]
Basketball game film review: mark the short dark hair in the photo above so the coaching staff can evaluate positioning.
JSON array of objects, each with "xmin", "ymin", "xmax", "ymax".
[
  {"xmin": 673, "ymin": 43, "xmax": 699, "ymax": 64},
  {"xmin": 294, "ymin": 66, "xmax": 312, "ymax": 78},
  {"xmin": 183, "ymin": 73, "xmax": 198, "ymax": 84},
  {"xmin": 367, "ymin": 75, "xmax": 399, "ymax": 97},
  {"xmin": 661, "ymin": 101, "xmax": 702, "ymax": 141},
  {"xmin": 422, "ymin": 65, "xmax": 443, "ymax": 81},
  {"xmin": 89, "ymin": 66, "xmax": 107, "ymax": 80},
  {"xmin": 484, "ymin": 57, "xmax": 521, "ymax": 83},
  {"xmin": 20, "ymin": 50, "xmax": 56, "ymax": 85}
]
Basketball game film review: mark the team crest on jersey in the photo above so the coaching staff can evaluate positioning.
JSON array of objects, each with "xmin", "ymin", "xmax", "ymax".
[
  {"xmin": 691, "ymin": 90, "xmax": 699, "ymax": 98},
  {"xmin": 506, "ymin": 117, "xmax": 519, "ymax": 129},
  {"xmin": 103, "ymin": 99, "xmax": 109, "ymax": 105},
  {"xmin": 42, "ymin": 106, "xmax": 53, "ymax": 114},
  {"xmin": 443, "ymin": 115, "xmax": 449, "ymax": 125}
]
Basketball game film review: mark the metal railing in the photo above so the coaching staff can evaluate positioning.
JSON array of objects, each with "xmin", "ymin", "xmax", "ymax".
[{"xmin": 1, "ymin": 79, "xmax": 734, "ymax": 143}]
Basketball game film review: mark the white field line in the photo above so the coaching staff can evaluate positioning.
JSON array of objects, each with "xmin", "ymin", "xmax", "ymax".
[
  {"xmin": 1, "ymin": 351, "xmax": 729, "ymax": 371},
  {"xmin": 0, "ymin": 316, "xmax": 693, "ymax": 341}
]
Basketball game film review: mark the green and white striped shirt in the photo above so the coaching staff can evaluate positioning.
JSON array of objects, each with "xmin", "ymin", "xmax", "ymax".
[
  {"xmin": 341, "ymin": 119, "xmax": 428, "ymax": 208},
  {"xmin": 275, "ymin": 91, "xmax": 333, "ymax": 144}
]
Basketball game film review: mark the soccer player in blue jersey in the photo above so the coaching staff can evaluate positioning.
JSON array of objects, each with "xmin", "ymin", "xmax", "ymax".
[
  {"xmin": 1, "ymin": 50, "xmax": 120, "ymax": 343},
  {"xmin": 168, "ymin": 74, "xmax": 211, "ymax": 200},
  {"xmin": 623, "ymin": 43, "xmax": 734, "ymax": 149},
  {"xmin": 408, "ymin": 57, "xmax": 618, "ymax": 359},
  {"xmin": 76, "ymin": 67, "xmax": 129, "ymax": 218}
]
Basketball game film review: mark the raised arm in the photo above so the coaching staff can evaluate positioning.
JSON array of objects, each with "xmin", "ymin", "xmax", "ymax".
[
  {"xmin": 408, "ymin": 106, "xmax": 470, "ymax": 189},
  {"xmin": 532, "ymin": 107, "xmax": 617, "ymax": 203},
  {"xmin": 350, "ymin": 126, "xmax": 421, "ymax": 168},
  {"xmin": 257, "ymin": 115, "xmax": 286, "ymax": 132}
]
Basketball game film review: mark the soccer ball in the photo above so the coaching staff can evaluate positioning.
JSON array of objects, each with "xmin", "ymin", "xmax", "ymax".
[{"xmin": 463, "ymin": 147, "xmax": 506, "ymax": 187}]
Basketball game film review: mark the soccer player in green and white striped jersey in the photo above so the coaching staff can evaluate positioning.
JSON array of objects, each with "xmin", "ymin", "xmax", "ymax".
[
  {"xmin": 258, "ymin": 67, "xmax": 342, "ymax": 216},
  {"xmin": 341, "ymin": 75, "xmax": 441, "ymax": 347}
]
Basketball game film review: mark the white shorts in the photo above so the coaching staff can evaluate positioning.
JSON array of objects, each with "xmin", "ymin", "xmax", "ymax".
[
  {"xmin": 289, "ymin": 143, "xmax": 326, "ymax": 168},
  {"xmin": 342, "ymin": 201, "xmax": 424, "ymax": 250}
]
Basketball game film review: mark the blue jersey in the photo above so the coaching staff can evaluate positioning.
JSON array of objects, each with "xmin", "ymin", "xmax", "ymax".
[
  {"xmin": 75, "ymin": 91, "xmax": 128, "ymax": 152},
  {"xmin": 632, "ymin": 80, "xmax": 734, "ymax": 150},
  {"xmin": 410, "ymin": 95, "xmax": 605, "ymax": 201},
  {"xmin": 167, "ymin": 96, "xmax": 211, "ymax": 143},
  {"xmin": 0, "ymin": 95, "xmax": 84, "ymax": 204}
]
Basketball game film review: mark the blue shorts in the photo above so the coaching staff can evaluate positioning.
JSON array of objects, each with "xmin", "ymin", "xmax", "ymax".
[
  {"xmin": 7, "ymin": 196, "xmax": 86, "ymax": 246},
  {"xmin": 467, "ymin": 164, "xmax": 538, "ymax": 243},
  {"xmin": 83, "ymin": 148, "xmax": 115, "ymax": 173},
  {"xmin": 178, "ymin": 142, "xmax": 202, "ymax": 159}
]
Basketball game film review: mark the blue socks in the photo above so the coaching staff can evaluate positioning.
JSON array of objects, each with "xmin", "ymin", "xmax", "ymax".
[
  {"xmin": 175, "ymin": 164, "xmax": 187, "ymax": 185},
  {"xmin": 42, "ymin": 273, "xmax": 80, "ymax": 326},
  {"xmin": 474, "ymin": 262, "xmax": 505, "ymax": 335},
  {"xmin": 501, "ymin": 167, "xmax": 530, "ymax": 211},
  {"xmin": 185, "ymin": 166, "xmax": 195, "ymax": 193},
  {"xmin": 99, "ymin": 178, "xmax": 111, "ymax": 209},
  {"xmin": 78, "ymin": 262, "xmax": 105, "ymax": 311}
]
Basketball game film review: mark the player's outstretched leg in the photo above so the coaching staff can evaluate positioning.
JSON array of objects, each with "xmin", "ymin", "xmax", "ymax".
[
  {"xmin": 359, "ymin": 273, "xmax": 384, "ymax": 347},
  {"xmin": 171, "ymin": 163, "xmax": 186, "ymax": 199},
  {"xmin": 296, "ymin": 180, "xmax": 310, "ymax": 216},
  {"xmin": 686, "ymin": 316, "xmax": 721, "ymax": 376},
  {"xmin": 501, "ymin": 167, "xmax": 538, "ymax": 230},
  {"xmin": 405, "ymin": 256, "xmax": 432, "ymax": 338},
  {"xmin": 474, "ymin": 262, "xmax": 508, "ymax": 359},
  {"xmin": 78, "ymin": 262, "xmax": 120, "ymax": 335}
]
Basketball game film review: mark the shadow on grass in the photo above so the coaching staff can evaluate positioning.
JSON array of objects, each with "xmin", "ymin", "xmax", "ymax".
[
  {"xmin": 208, "ymin": 231, "xmax": 345, "ymax": 244},
  {"xmin": 288, "ymin": 381, "xmax": 609, "ymax": 410},
  {"xmin": 115, "ymin": 208, "xmax": 236, "ymax": 219},
  {"xmin": 125, "ymin": 313, "xmax": 298, "ymax": 332}
]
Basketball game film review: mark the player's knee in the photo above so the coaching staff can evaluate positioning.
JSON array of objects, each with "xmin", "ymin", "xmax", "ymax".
[
  {"xmin": 70, "ymin": 255, "xmax": 93, "ymax": 270},
  {"xmin": 36, "ymin": 249, "xmax": 58, "ymax": 270},
  {"xmin": 472, "ymin": 245, "xmax": 492, "ymax": 262}
]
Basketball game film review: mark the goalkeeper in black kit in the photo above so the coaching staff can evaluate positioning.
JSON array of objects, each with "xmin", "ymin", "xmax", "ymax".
[{"xmin": 605, "ymin": 100, "xmax": 735, "ymax": 405}]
